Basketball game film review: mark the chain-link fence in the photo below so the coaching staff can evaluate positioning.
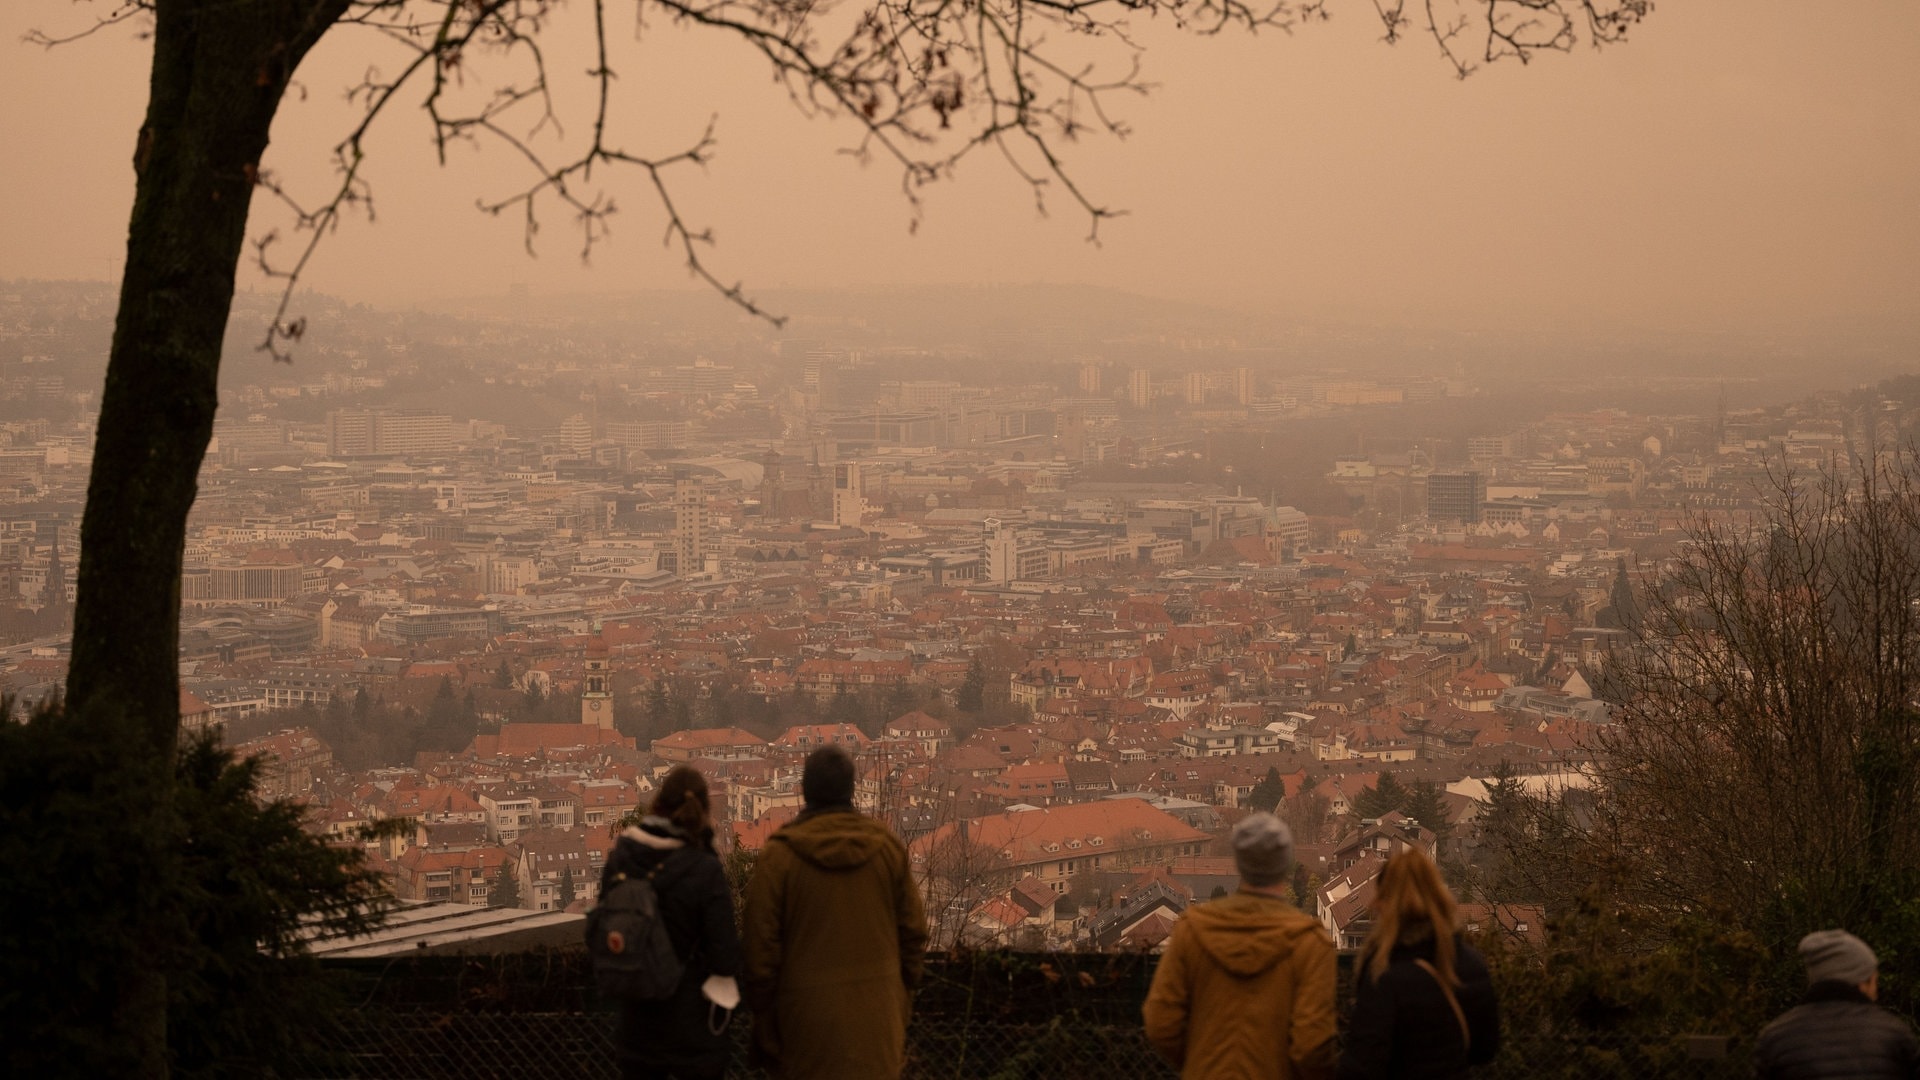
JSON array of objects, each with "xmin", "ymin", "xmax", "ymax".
[{"xmin": 291, "ymin": 951, "xmax": 1760, "ymax": 1079}]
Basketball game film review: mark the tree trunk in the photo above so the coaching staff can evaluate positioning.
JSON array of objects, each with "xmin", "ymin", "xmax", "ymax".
[{"xmin": 66, "ymin": 0, "xmax": 343, "ymax": 1071}]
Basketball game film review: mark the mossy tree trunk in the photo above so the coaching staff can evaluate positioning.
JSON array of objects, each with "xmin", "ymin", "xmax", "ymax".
[{"xmin": 66, "ymin": 1, "xmax": 345, "ymax": 1072}]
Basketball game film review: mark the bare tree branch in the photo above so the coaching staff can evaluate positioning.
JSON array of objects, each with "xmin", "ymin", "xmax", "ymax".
[{"xmin": 32, "ymin": 0, "xmax": 1653, "ymax": 355}]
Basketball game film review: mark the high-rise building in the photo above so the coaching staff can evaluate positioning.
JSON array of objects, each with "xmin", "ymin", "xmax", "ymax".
[
  {"xmin": 1185, "ymin": 371, "xmax": 1207, "ymax": 406},
  {"xmin": 982, "ymin": 519, "xmax": 1050, "ymax": 583},
  {"xmin": 1078, "ymin": 362, "xmax": 1102, "ymax": 395},
  {"xmin": 820, "ymin": 362, "xmax": 888, "ymax": 409},
  {"xmin": 326, "ymin": 409, "xmax": 452, "ymax": 459},
  {"xmin": 1426, "ymin": 472, "xmax": 1486, "ymax": 524},
  {"xmin": 891, "ymin": 381, "xmax": 963, "ymax": 410},
  {"xmin": 672, "ymin": 474, "xmax": 709, "ymax": 577},
  {"xmin": 557, "ymin": 414, "xmax": 593, "ymax": 455},
  {"xmin": 605, "ymin": 420, "xmax": 689, "ymax": 449},
  {"xmin": 1466, "ymin": 434, "xmax": 1515, "ymax": 461},
  {"xmin": 1128, "ymin": 369, "xmax": 1153, "ymax": 410},
  {"xmin": 476, "ymin": 553, "xmax": 540, "ymax": 593},
  {"xmin": 324, "ymin": 410, "xmax": 375, "ymax": 456},
  {"xmin": 665, "ymin": 358, "xmax": 735, "ymax": 396},
  {"xmin": 833, "ymin": 462, "xmax": 867, "ymax": 527},
  {"xmin": 801, "ymin": 349, "xmax": 842, "ymax": 394},
  {"xmin": 1234, "ymin": 367, "xmax": 1254, "ymax": 406}
]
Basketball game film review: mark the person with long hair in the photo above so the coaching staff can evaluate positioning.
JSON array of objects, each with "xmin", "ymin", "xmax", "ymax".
[
  {"xmin": 1338, "ymin": 849, "xmax": 1499, "ymax": 1079},
  {"xmin": 601, "ymin": 766, "xmax": 742, "ymax": 1080}
]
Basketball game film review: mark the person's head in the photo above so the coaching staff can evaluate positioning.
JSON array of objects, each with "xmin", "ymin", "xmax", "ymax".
[
  {"xmin": 1800, "ymin": 929, "xmax": 1879, "ymax": 999},
  {"xmin": 649, "ymin": 765, "xmax": 714, "ymax": 849},
  {"xmin": 801, "ymin": 744, "xmax": 857, "ymax": 809},
  {"xmin": 1231, "ymin": 812, "xmax": 1294, "ymax": 890},
  {"xmin": 1362, "ymin": 848, "xmax": 1460, "ymax": 985}
]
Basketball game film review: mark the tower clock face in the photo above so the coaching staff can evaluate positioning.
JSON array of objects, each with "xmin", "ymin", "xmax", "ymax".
[{"xmin": 589, "ymin": 700, "xmax": 602, "ymax": 711}]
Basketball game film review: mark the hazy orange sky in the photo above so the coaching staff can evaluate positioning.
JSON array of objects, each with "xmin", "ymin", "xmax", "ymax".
[{"xmin": 2, "ymin": 1, "xmax": 1916, "ymax": 335}]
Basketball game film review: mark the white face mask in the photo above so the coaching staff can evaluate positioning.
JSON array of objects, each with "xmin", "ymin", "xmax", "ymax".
[
  {"xmin": 701, "ymin": 974, "xmax": 741, "ymax": 1010},
  {"xmin": 702, "ymin": 975, "xmax": 741, "ymax": 1035}
]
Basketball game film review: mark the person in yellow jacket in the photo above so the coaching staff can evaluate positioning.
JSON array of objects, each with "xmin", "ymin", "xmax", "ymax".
[
  {"xmin": 1143, "ymin": 812, "xmax": 1338, "ymax": 1080},
  {"xmin": 742, "ymin": 745, "xmax": 929, "ymax": 1080}
]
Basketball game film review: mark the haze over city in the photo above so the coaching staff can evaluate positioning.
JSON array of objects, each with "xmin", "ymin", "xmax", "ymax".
[
  {"xmin": 3, "ymin": 1, "xmax": 1917, "ymax": 339},
  {"xmin": 4, "ymin": 1, "xmax": 1920, "ymax": 1077}
]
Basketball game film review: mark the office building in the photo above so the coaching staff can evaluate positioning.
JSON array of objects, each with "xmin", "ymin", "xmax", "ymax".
[
  {"xmin": 1128, "ymin": 369, "xmax": 1153, "ymax": 410},
  {"xmin": 1426, "ymin": 472, "xmax": 1486, "ymax": 524},
  {"xmin": 325, "ymin": 409, "xmax": 453, "ymax": 459}
]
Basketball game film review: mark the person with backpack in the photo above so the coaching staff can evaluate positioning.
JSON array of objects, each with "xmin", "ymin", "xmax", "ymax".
[
  {"xmin": 1338, "ymin": 849, "xmax": 1499, "ymax": 1080},
  {"xmin": 742, "ymin": 745, "xmax": 928, "ymax": 1080},
  {"xmin": 593, "ymin": 765, "xmax": 741, "ymax": 1080}
]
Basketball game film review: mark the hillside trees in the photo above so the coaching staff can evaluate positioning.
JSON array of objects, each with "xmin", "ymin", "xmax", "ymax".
[
  {"xmin": 1509, "ymin": 457, "xmax": 1920, "ymax": 1014},
  {"xmin": 0, "ymin": 718, "xmax": 391, "ymax": 1077},
  {"xmin": 28, "ymin": 0, "xmax": 1652, "ymax": 1069}
]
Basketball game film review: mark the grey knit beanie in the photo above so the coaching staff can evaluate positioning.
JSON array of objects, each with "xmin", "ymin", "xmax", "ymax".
[
  {"xmin": 1799, "ymin": 929, "xmax": 1877, "ymax": 986},
  {"xmin": 1232, "ymin": 812, "xmax": 1294, "ymax": 887}
]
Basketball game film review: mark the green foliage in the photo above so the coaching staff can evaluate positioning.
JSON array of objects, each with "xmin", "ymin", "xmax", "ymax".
[
  {"xmin": 1246, "ymin": 766, "xmax": 1285, "ymax": 813},
  {"xmin": 1401, "ymin": 780, "xmax": 1451, "ymax": 840},
  {"xmin": 491, "ymin": 855, "xmax": 521, "ymax": 909},
  {"xmin": 417, "ymin": 674, "xmax": 477, "ymax": 753},
  {"xmin": 957, "ymin": 656, "xmax": 987, "ymax": 713},
  {"xmin": 1290, "ymin": 864, "xmax": 1313, "ymax": 912},
  {"xmin": 1349, "ymin": 770, "xmax": 1409, "ymax": 819},
  {"xmin": 724, "ymin": 844, "xmax": 758, "ymax": 921},
  {"xmin": 885, "ymin": 680, "xmax": 923, "ymax": 720},
  {"xmin": 556, "ymin": 865, "xmax": 576, "ymax": 911},
  {"xmin": 168, "ymin": 731, "xmax": 394, "ymax": 1077},
  {"xmin": 1477, "ymin": 891, "xmax": 1778, "ymax": 1079},
  {"xmin": 0, "ymin": 699, "xmax": 392, "ymax": 1077},
  {"xmin": 0, "ymin": 695, "xmax": 180, "ymax": 1076},
  {"xmin": 1603, "ymin": 557, "xmax": 1641, "ymax": 633}
]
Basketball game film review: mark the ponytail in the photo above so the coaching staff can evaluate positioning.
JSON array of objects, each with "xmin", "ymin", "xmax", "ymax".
[{"xmin": 651, "ymin": 765, "xmax": 716, "ymax": 851}]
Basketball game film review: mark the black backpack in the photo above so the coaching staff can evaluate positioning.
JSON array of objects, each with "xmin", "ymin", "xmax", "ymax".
[{"xmin": 586, "ymin": 864, "xmax": 684, "ymax": 1001}]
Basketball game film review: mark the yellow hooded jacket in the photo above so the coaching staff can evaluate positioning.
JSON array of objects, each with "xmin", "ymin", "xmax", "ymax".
[{"xmin": 1143, "ymin": 889, "xmax": 1338, "ymax": 1080}]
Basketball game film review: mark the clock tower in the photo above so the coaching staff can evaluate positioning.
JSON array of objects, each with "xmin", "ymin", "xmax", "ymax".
[{"xmin": 582, "ymin": 628, "xmax": 613, "ymax": 730}]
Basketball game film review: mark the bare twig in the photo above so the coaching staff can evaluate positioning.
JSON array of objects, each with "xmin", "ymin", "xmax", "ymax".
[{"xmin": 32, "ymin": 0, "xmax": 1652, "ymax": 357}]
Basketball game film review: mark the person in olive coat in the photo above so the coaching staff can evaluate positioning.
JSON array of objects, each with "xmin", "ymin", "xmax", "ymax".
[
  {"xmin": 601, "ymin": 766, "xmax": 742, "ymax": 1080},
  {"xmin": 742, "ymin": 745, "xmax": 929, "ymax": 1080},
  {"xmin": 1755, "ymin": 929, "xmax": 1920, "ymax": 1080},
  {"xmin": 1338, "ymin": 849, "xmax": 1499, "ymax": 1080}
]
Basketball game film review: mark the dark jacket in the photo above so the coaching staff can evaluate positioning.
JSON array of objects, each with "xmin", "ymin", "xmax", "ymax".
[
  {"xmin": 600, "ymin": 821, "xmax": 742, "ymax": 1071},
  {"xmin": 1338, "ymin": 934, "xmax": 1500, "ymax": 1080},
  {"xmin": 1754, "ymin": 982, "xmax": 1920, "ymax": 1080},
  {"xmin": 741, "ymin": 806, "xmax": 928, "ymax": 1080}
]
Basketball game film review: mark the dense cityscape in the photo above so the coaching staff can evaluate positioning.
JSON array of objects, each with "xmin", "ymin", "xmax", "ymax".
[{"xmin": 4, "ymin": 277, "xmax": 1911, "ymax": 960}]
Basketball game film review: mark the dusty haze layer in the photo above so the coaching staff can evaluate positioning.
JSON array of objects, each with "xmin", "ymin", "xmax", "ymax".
[{"xmin": 0, "ymin": 1, "xmax": 1916, "ymax": 338}]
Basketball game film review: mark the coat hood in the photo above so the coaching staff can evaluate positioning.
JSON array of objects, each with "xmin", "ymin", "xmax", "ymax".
[
  {"xmin": 770, "ymin": 809, "xmax": 893, "ymax": 870},
  {"xmin": 1182, "ymin": 891, "xmax": 1323, "ymax": 978}
]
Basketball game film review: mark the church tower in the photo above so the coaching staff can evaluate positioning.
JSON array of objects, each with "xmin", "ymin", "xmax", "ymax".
[{"xmin": 581, "ymin": 629, "xmax": 613, "ymax": 730}]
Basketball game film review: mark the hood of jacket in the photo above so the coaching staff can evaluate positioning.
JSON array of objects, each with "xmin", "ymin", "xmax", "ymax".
[
  {"xmin": 770, "ymin": 808, "xmax": 892, "ymax": 870},
  {"xmin": 1182, "ymin": 891, "xmax": 1323, "ymax": 978}
]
